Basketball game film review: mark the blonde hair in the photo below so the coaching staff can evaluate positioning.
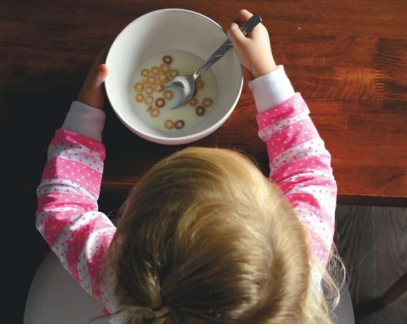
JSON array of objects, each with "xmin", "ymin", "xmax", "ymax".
[{"xmin": 93, "ymin": 147, "xmax": 345, "ymax": 323}]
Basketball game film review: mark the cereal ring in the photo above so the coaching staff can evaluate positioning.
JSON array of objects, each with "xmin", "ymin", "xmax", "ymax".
[
  {"xmin": 175, "ymin": 120, "xmax": 185, "ymax": 129},
  {"xmin": 160, "ymin": 64, "xmax": 170, "ymax": 72},
  {"xmin": 141, "ymin": 69, "xmax": 149, "ymax": 77},
  {"xmin": 163, "ymin": 90, "xmax": 173, "ymax": 100},
  {"xmin": 133, "ymin": 82, "xmax": 144, "ymax": 92},
  {"xmin": 155, "ymin": 98, "xmax": 165, "ymax": 108},
  {"xmin": 150, "ymin": 108, "xmax": 160, "ymax": 117},
  {"xmin": 135, "ymin": 93, "xmax": 144, "ymax": 103},
  {"xmin": 164, "ymin": 119, "xmax": 174, "ymax": 129},
  {"xmin": 170, "ymin": 69, "xmax": 179, "ymax": 78},
  {"xmin": 151, "ymin": 66, "xmax": 160, "ymax": 75},
  {"xmin": 163, "ymin": 55, "xmax": 173, "ymax": 64},
  {"xmin": 145, "ymin": 86, "xmax": 154, "ymax": 95},
  {"xmin": 147, "ymin": 105, "xmax": 154, "ymax": 112},
  {"xmin": 158, "ymin": 73, "xmax": 167, "ymax": 83},
  {"xmin": 155, "ymin": 83, "xmax": 164, "ymax": 92},
  {"xmin": 195, "ymin": 105, "xmax": 206, "ymax": 116},
  {"xmin": 188, "ymin": 97, "xmax": 198, "ymax": 107},
  {"xmin": 144, "ymin": 86, "xmax": 154, "ymax": 95},
  {"xmin": 145, "ymin": 96, "xmax": 154, "ymax": 105},
  {"xmin": 147, "ymin": 76, "xmax": 156, "ymax": 85},
  {"xmin": 196, "ymin": 79, "xmax": 204, "ymax": 89},
  {"xmin": 203, "ymin": 97, "xmax": 213, "ymax": 107}
]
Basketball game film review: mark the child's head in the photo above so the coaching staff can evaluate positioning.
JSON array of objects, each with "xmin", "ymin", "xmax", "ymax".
[{"xmin": 104, "ymin": 147, "xmax": 339, "ymax": 323}]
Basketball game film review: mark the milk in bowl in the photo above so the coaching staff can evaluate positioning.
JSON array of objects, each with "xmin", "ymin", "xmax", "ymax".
[{"xmin": 130, "ymin": 50, "xmax": 218, "ymax": 136}]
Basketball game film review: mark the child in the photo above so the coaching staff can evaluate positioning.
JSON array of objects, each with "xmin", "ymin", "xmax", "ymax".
[{"xmin": 36, "ymin": 9, "xmax": 344, "ymax": 323}]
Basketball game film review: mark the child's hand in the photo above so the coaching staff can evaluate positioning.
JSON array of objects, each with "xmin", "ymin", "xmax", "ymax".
[
  {"xmin": 77, "ymin": 45, "xmax": 110, "ymax": 110},
  {"xmin": 227, "ymin": 9, "xmax": 277, "ymax": 79}
]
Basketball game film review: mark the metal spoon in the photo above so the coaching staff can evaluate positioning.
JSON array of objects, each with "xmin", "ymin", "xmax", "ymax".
[{"xmin": 164, "ymin": 13, "xmax": 262, "ymax": 110}]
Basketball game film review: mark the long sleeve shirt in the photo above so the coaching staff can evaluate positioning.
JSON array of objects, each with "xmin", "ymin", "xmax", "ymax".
[
  {"xmin": 249, "ymin": 66, "xmax": 337, "ymax": 267},
  {"xmin": 35, "ymin": 65, "xmax": 337, "ymax": 323}
]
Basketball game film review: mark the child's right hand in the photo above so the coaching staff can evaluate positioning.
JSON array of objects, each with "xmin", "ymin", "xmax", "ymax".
[{"xmin": 227, "ymin": 9, "xmax": 277, "ymax": 79}]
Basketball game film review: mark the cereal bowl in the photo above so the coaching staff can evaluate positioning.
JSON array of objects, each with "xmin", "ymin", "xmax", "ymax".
[{"xmin": 105, "ymin": 8, "xmax": 243, "ymax": 145}]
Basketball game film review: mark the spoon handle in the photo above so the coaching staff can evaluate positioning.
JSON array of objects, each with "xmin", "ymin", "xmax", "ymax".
[{"xmin": 192, "ymin": 13, "xmax": 262, "ymax": 80}]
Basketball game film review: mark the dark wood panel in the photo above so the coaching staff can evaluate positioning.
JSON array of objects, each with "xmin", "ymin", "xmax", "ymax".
[
  {"xmin": 335, "ymin": 205, "xmax": 376, "ymax": 315},
  {"xmin": 335, "ymin": 204, "xmax": 407, "ymax": 323},
  {"xmin": 1, "ymin": 0, "xmax": 407, "ymax": 205},
  {"xmin": 373, "ymin": 206, "xmax": 407, "ymax": 323}
]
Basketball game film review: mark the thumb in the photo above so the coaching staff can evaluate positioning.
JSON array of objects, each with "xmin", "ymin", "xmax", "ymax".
[
  {"xmin": 94, "ymin": 64, "xmax": 108, "ymax": 86},
  {"xmin": 227, "ymin": 22, "xmax": 247, "ymax": 45}
]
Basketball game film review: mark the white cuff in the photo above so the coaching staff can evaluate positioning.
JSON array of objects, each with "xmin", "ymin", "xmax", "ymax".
[
  {"xmin": 62, "ymin": 101, "xmax": 106, "ymax": 142},
  {"xmin": 248, "ymin": 65, "xmax": 296, "ymax": 113}
]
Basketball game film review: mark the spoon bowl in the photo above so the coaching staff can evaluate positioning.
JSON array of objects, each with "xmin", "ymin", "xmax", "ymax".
[{"xmin": 164, "ymin": 75, "xmax": 196, "ymax": 109}]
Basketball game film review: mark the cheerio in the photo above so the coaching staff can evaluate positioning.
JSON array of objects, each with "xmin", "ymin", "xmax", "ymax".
[{"xmin": 130, "ymin": 50, "xmax": 218, "ymax": 135}]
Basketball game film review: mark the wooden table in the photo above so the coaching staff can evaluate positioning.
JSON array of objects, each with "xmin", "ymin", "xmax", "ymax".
[{"xmin": 2, "ymin": 0, "xmax": 407, "ymax": 207}]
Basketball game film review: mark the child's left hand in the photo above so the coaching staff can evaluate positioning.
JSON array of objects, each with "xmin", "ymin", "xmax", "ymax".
[{"xmin": 77, "ymin": 45, "xmax": 110, "ymax": 110}]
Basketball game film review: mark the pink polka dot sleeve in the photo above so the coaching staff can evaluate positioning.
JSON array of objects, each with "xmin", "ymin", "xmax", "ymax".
[
  {"xmin": 256, "ymin": 93, "xmax": 338, "ymax": 269},
  {"xmin": 35, "ymin": 129, "xmax": 119, "ymax": 318}
]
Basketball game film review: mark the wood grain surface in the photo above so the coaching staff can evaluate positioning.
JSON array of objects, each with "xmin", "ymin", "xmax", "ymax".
[{"xmin": 2, "ymin": 0, "xmax": 407, "ymax": 206}]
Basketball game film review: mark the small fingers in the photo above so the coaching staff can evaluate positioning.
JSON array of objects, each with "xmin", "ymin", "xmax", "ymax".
[
  {"xmin": 230, "ymin": 9, "xmax": 258, "ymax": 39},
  {"xmin": 96, "ymin": 64, "xmax": 108, "ymax": 84},
  {"xmin": 88, "ymin": 64, "xmax": 108, "ymax": 89},
  {"xmin": 95, "ymin": 45, "xmax": 111, "ymax": 64},
  {"xmin": 239, "ymin": 9, "xmax": 253, "ymax": 22},
  {"xmin": 227, "ymin": 22, "xmax": 248, "ymax": 45},
  {"xmin": 231, "ymin": 9, "xmax": 253, "ymax": 24},
  {"xmin": 89, "ymin": 45, "xmax": 110, "ymax": 76},
  {"xmin": 87, "ymin": 47, "xmax": 110, "ymax": 87}
]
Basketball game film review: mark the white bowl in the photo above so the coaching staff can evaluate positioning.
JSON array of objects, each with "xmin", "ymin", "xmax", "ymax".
[{"xmin": 105, "ymin": 8, "xmax": 243, "ymax": 145}]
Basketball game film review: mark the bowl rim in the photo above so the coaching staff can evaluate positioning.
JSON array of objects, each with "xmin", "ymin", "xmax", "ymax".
[{"xmin": 105, "ymin": 8, "xmax": 244, "ymax": 145}]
